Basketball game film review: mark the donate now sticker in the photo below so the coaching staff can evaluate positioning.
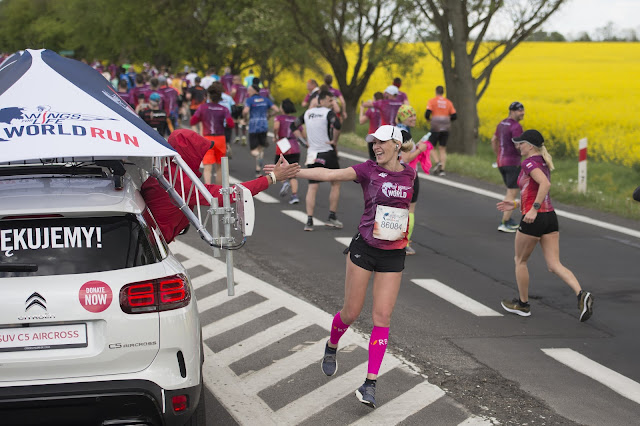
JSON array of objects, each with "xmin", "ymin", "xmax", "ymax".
[{"xmin": 79, "ymin": 280, "xmax": 113, "ymax": 313}]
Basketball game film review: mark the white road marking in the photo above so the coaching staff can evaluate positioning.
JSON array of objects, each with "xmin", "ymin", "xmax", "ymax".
[
  {"xmin": 338, "ymin": 151, "xmax": 640, "ymax": 240},
  {"xmin": 336, "ymin": 237, "xmax": 352, "ymax": 247},
  {"xmin": 190, "ymin": 270, "xmax": 225, "ymax": 289},
  {"xmin": 457, "ymin": 416, "xmax": 496, "ymax": 425},
  {"xmin": 275, "ymin": 359, "xmax": 400, "ymax": 425},
  {"xmin": 282, "ymin": 209, "xmax": 327, "ymax": 226},
  {"xmin": 241, "ymin": 339, "xmax": 328, "ymax": 392},
  {"xmin": 349, "ymin": 373, "xmax": 445, "ymax": 425},
  {"xmin": 542, "ymin": 348, "xmax": 640, "ymax": 405},
  {"xmin": 202, "ymin": 300, "xmax": 278, "ymax": 338},
  {"xmin": 412, "ymin": 279, "xmax": 503, "ymax": 317},
  {"xmin": 215, "ymin": 317, "xmax": 312, "ymax": 365}
]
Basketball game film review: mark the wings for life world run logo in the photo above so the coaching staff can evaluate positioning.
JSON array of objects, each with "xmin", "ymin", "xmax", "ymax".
[{"xmin": 0, "ymin": 105, "xmax": 140, "ymax": 147}]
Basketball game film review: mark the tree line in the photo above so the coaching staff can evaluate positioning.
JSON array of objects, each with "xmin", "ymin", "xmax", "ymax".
[{"xmin": 1, "ymin": 0, "xmax": 571, "ymax": 153}]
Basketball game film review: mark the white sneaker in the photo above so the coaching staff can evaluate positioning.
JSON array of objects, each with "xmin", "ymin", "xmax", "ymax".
[
  {"xmin": 279, "ymin": 181, "xmax": 291, "ymax": 197},
  {"xmin": 326, "ymin": 218, "xmax": 343, "ymax": 229}
]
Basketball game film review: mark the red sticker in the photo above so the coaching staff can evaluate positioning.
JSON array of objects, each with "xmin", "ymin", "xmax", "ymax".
[{"xmin": 79, "ymin": 280, "xmax": 113, "ymax": 313}]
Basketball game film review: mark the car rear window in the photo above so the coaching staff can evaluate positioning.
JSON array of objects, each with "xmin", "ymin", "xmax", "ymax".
[{"xmin": 0, "ymin": 215, "xmax": 162, "ymax": 278}]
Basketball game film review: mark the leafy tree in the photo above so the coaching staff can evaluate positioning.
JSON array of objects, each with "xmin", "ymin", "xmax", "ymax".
[
  {"xmin": 280, "ymin": 0, "xmax": 418, "ymax": 132},
  {"xmin": 527, "ymin": 30, "xmax": 565, "ymax": 41},
  {"xmin": 415, "ymin": 0, "xmax": 566, "ymax": 154},
  {"xmin": 0, "ymin": 0, "xmax": 70, "ymax": 53},
  {"xmin": 576, "ymin": 31, "xmax": 592, "ymax": 42}
]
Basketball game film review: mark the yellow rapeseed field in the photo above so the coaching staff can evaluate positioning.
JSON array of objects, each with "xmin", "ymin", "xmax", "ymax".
[{"xmin": 273, "ymin": 42, "xmax": 640, "ymax": 167}]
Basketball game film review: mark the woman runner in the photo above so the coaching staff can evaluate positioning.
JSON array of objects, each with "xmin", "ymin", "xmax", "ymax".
[
  {"xmin": 272, "ymin": 124, "xmax": 415, "ymax": 408},
  {"xmin": 497, "ymin": 129, "xmax": 594, "ymax": 322}
]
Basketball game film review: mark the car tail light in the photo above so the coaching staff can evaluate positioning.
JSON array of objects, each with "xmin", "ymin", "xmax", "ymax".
[
  {"xmin": 172, "ymin": 395, "xmax": 188, "ymax": 412},
  {"xmin": 120, "ymin": 274, "xmax": 191, "ymax": 314}
]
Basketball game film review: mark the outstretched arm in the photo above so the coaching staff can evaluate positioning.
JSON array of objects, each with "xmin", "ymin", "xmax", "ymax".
[{"xmin": 296, "ymin": 166, "xmax": 356, "ymax": 182}]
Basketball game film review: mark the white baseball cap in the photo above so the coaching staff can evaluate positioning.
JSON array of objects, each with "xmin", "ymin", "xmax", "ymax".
[
  {"xmin": 365, "ymin": 125, "xmax": 403, "ymax": 143},
  {"xmin": 384, "ymin": 85, "xmax": 399, "ymax": 95}
]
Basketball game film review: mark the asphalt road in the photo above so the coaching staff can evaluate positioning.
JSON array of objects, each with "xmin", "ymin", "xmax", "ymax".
[{"xmin": 177, "ymin": 139, "xmax": 640, "ymax": 425}]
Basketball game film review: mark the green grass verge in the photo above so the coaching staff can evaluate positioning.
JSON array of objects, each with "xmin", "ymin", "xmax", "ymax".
[{"xmin": 347, "ymin": 123, "xmax": 640, "ymax": 221}]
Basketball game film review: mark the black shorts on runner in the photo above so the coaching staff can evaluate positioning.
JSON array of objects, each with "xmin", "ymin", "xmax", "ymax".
[
  {"xmin": 307, "ymin": 150, "xmax": 340, "ymax": 184},
  {"xmin": 411, "ymin": 173, "xmax": 420, "ymax": 203},
  {"xmin": 429, "ymin": 131, "xmax": 449, "ymax": 147},
  {"xmin": 518, "ymin": 211, "xmax": 559, "ymax": 238},
  {"xmin": 343, "ymin": 233, "xmax": 406, "ymax": 273},
  {"xmin": 499, "ymin": 166, "xmax": 521, "ymax": 189},
  {"xmin": 274, "ymin": 153, "xmax": 301, "ymax": 165},
  {"xmin": 249, "ymin": 132, "xmax": 268, "ymax": 150}
]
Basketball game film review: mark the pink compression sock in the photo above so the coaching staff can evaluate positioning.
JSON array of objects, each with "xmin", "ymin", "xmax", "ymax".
[
  {"xmin": 367, "ymin": 326, "xmax": 390, "ymax": 375},
  {"xmin": 329, "ymin": 312, "xmax": 349, "ymax": 345}
]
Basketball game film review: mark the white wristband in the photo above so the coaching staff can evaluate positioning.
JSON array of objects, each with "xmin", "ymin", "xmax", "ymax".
[{"xmin": 269, "ymin": 172, "xmax": 276, "ymax": 184}]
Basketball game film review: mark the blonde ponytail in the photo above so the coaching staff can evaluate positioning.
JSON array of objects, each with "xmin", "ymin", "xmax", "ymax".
[
  {"xmin": 540, "ymin": 145, "xmax": 555, "ymax": 171},
  {"xmin": 400, "ymin": 138, "xmax": 415, "ymax": 153}
]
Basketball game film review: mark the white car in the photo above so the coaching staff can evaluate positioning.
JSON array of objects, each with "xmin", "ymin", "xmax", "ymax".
[{"xmin": 0, "ymin": 162, "xmax": 205, "ymax": 425}]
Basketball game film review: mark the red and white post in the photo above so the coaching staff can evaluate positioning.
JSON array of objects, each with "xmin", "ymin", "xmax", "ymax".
[{"xmin": 578, "ymin": 138, "xmax": 587, "ymax": 193}]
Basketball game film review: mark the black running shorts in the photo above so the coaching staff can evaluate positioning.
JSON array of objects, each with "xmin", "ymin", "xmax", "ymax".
[
  {"xmin": 307, "ymin": 150, "xmax": 340, "ymax": 184},
  {"xmin": 499, "ymin": 166, "xmax": 521, "ymax": 189},
  {"xmin": 411, "ymin": 174, "xmax": 420, "ymax": 203},
  {"xmin": 343, "ymin": 233, "xmax": 406, "ymax": 272},
  {"xmin": 518, "ymin": 211, "xmax": 559, "ymax": 237},
  {"xmin": 274, "ymin": 153, "xmax": 301, "ymax": 165},
  {"xmin": 249, "ymin": 132, "xmax": 268, "ymax": 150},
  {"xmin": 429, "ymin": 131, "xmax": 449, "ymax": 147}
]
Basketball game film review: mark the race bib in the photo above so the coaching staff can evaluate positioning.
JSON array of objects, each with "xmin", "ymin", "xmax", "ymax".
[{"xmin": 373, "ymin": 205, "xmax": 409, "ymax": 241}]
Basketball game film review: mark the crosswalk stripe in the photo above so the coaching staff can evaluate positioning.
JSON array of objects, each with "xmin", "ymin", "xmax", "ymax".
[
  {"xmin": 215, "ymin": 317, "xmax": 312, "ymax": 365},
  {"xmin": 282, "ymin": 209, "xmax": 327, "ymax": 226},
  {"xmin": 412, "ymin": 279, "xmax": 503, "ymax": 317},
  {"xmin": 241, "ymin": 339, "xmax": 328, "ymax": 393},
  {"xmin": 179, "ymin": 258, "xmax": 200, "ymax": 270},
  {"xmin": 202, "ymin": 300, "xmax": 280, "ymax": 339},
  {"xmin": 349, "ymin": 375, "xmax": 445, "ymax": 425},
  {"xmin": 190, "ymin": 270, "xmax": 225, "ymax": 289},
  {"xmin": 336, "ymin": 237, "xmax": 352, "ymax": 247},
  {"xmin": 457, "ymin": 415, "xmax": 496, "ymax": 425},
  {"xmin": 195, "ymin": 284, "xmax": 251, "ymax": 313},
  {"xmin": 275, "ymin": 359, "xmax": 401, "ymax": 425},
  {"xmin": 202, "ymin": 344, "xmax": 279, "ymax": 426},
  {"xmin": 542, "ymin": 348, "xmax": 640, "ymax": 405}
]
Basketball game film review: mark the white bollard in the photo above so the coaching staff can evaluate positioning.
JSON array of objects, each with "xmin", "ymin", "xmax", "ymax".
[{"xmin": 578, "ymin": 138, "xmax": 587, "ymax": 193}]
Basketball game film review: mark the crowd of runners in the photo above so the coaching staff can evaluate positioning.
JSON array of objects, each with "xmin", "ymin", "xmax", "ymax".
[{"xmin": 76, "ymin": 58, "xmax": 595, "ymax": 409}]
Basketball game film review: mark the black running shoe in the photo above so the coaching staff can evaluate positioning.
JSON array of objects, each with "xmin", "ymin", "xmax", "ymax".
[
  {"xmin": 321, "ymin": 342, "xmax": 337, "ymax": 376},
  {"xmin": 578, "ymin": 291, "xmax": 594, "ymax": 322},
  {"xmin": 355, "ymin": 381, "xmax": 376, "ymax": 408}
]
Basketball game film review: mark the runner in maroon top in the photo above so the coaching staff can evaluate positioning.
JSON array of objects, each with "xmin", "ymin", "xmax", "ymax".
[
  {"xmin": 359, "ymin": 92, "xmax": 383, "ymax": 161},
  {"xmin": 190, "ymin": 84, "xmax": 235, "ymax": 185},
  {"xmin": 492, "ymin": 101, "xmax": 525, "ymax": 233},
  {"xmin": 362, "ymin": 86, "xmax": 403, "ymax": 126},
  {"xmin": 268, "ymin": 125, "xmax": 415, "ymax": 409},
  {"xmin": 392, "ymin": 77, "xmax": 409, "ymax": 105},
  {"xmin": 273, "ymin": 99, "xmax": 302, "ymax": 204},
  {"xmin": 497, "ymin": 129, "xmax": 594, "ymax": 322}
]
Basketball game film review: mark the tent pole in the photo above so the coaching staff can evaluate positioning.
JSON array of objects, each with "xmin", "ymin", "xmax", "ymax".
[{"xmin": 221, "ymin": 156, "xmax": 235, "ymax": 296}]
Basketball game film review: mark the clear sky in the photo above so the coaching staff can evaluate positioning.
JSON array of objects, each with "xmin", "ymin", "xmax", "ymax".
[{"xmin": 544, "ymin": 0, "xmax": 640, "ymax": 36}]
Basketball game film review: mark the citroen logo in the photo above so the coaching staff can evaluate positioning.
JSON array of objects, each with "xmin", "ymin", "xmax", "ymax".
[{"xmin": 25, "ymin": 292, "xmax": 47, "ymax": 312}]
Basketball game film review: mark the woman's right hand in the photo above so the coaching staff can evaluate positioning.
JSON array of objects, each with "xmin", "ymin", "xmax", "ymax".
[
  {"xmin": 269, "ymin": 155, "xmax": 300, "ymax": 182},
  {"xmin": 496, "ymin": 200, "xmax": 516, "ymax": 212}
]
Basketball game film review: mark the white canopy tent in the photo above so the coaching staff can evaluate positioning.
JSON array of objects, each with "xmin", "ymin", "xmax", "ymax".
[{"xmin": 0, "ymin": 49, "xmax": 251, "ymax": 295}]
